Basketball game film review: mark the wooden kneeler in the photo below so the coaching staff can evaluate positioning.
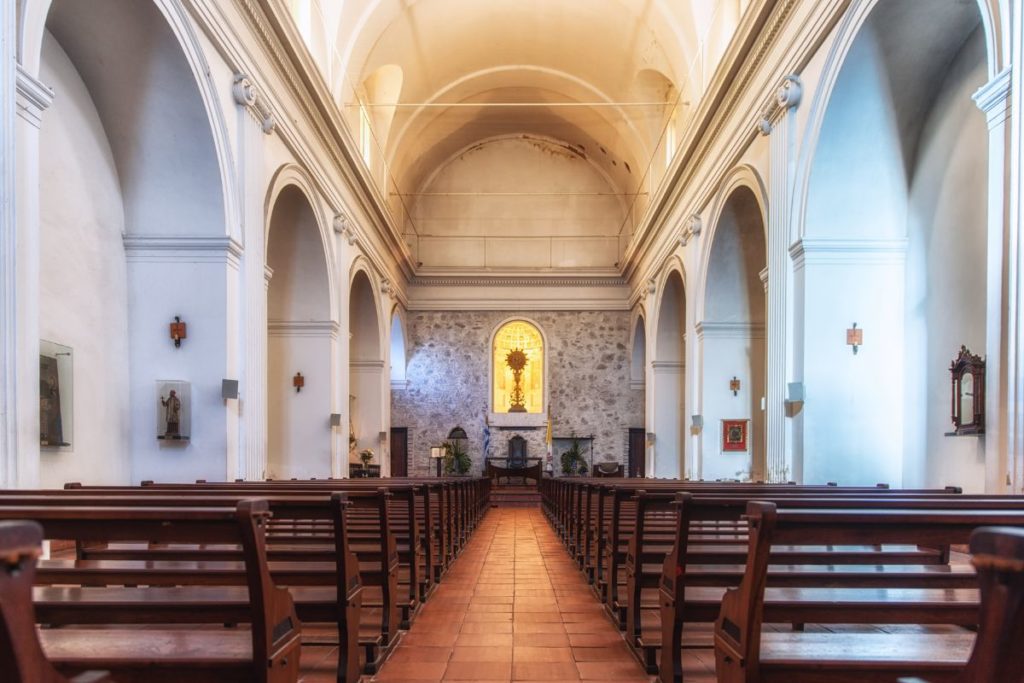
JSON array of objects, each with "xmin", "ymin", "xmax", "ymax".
[{"xmin": 0, "ymin": 520, "xmax": 111, "ymax": 683}]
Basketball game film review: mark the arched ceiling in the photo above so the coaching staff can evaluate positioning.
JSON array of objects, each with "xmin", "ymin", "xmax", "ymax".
[{"xmin": 288, "ymin": 0, "xmax": 747, "ymax": 272}]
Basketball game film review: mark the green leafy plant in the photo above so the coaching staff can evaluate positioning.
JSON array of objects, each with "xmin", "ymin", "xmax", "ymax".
[
  {"xmin": 560, "ymin": 435, "xmax": 585, "ymax": 476},
  {"xmin": 359, "ymin": 449, "xmax": 374, "ymax": 468},
  {"xmin": 443, "ymin": 440, "xmax": 472, "ymax": 475}
]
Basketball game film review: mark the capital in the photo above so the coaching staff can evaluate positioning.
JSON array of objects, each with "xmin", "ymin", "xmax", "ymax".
[
  {"xmin": 680, "ymin": 214, "xmax": 702, "ymax": 247},
  {"xmin": 757, "ymin": 75, "xmax": 802, "ymax": 136},
  {"xmin": 232, "ymin": 73, "xmax": 276, "ymax": 134}
]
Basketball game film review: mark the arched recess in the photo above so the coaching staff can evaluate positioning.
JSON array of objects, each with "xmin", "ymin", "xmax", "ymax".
[
  {"xmin": 652, "ymin": 267, "xmax": 686, "ymax": 478},
  {"xmin": 630, "ymin": 313, "xmax": 647, "ymax": 391},
  {"xmin": 266, "ymin": 185, "xmax": 334, "ymax": 480},
  {"xmin": 390, "ymin": 306, "xmax": 408, "ymax": 388},
  {"xmin": 349, "ymin": 266, "xmax": 386, "ymax": 474},
  {"xmin": 34, "ymin": 0, "xmax": 229, "ymax": 486},
  {"xmin": 698, "ymin": 185, "xmax": 766, "ymax": 482},
  {"xmin": 490, "ymin": 319, "xmax": 547, "ymax": 415},
  {"xmin": 797, "ymin": 0, "xmax": 989, "ymax": 489}
]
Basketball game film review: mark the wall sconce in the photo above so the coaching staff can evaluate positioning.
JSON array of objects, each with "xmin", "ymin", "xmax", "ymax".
[
  {"xmin": 846, "ymin": 323, "xmax": 863, "ymax": 355},
  {"xmin": 293, "ymin": 372, "xmax": 304, "ymax": 392},
  {"xmin": 691, "ymin": 414, "xmax": 703, "ymax": 436},
  {"xmin": 785, "ymin": 381, "xmax": 805, "ymax": 417},
  {"xmin": 645, "ymin": 431, "xmax": 656, "ymax": 446},
  {"xmin": 730, "ymin": 377, "xmax": 741, "ymax": 396},
  {"xmin": 169, "ymin": 316, "xmax": 187, "ymax": 348}
]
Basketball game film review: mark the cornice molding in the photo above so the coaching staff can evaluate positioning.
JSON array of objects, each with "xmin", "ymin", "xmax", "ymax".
[
  {"xmin": 696, "ymin": 321, "xmax": 766, "ymax": 340},
  {"xmin": 757, "ymin": 75, "xmax": 803, "ymax": 135},
  {"xmin": 232, "ymin": 72, "xmax": 276, "ymax": 133},
  {"xmin": 15, "ymin": 65, "xmax": 53, "ymax": 128},
  {"xmin": 411, "ymin": 276, "xmax": 627, "ymax": 288},
  {"xmin": 267, "ymin": 319, "xmax": 339, "ymax": 337},
  {"xmin": 973, "ymin": 68, "xmax": 1012, "ymax": 113},
  {"xmin": 790, "ymin": 238, "xmax": 907, "ymax": 267},
  {"xmin": 123, "ymin": 235, "xmax": 244, "ymax": 266}
]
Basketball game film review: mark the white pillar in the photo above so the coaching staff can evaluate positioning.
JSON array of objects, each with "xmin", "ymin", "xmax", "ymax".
[
  {"xmin": 0, "ymin": 5, "xmax": 16, "ymax": 487},
  {"xmin": 232, "ymin": 74, "xmax": 275, "ymax": 481},
  {"xmin": 9, "ymin": 64, "xmax": 53, "ymax": 488},
  {"xmin": 757, "ymin": 76, "xmax": 802, "ymax": 483},
  {"xmin": 973, "ymin": 69, "xmax": 1013, "ymax": 493},
  {"xmin": 1007, "ymin": 16, "xmax": 1024, "ymax": 492}
]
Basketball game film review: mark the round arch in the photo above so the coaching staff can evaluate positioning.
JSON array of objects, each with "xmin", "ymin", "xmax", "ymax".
[
  {"xmin": 650, "ymin": 260, "xmax": 687, "ymax": 479},
  {"xmin": 348, "ymin": 261, "xmax": 387, "ymax": 474},
  {"xmin": 488, "ymin": 317, "xmax": 550, "ymax": 415}
]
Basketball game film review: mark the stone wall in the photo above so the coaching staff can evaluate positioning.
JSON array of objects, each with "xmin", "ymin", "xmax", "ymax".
[{"xmin": 392, "ymin": 311, "xmax": 644, "ymax": 476}]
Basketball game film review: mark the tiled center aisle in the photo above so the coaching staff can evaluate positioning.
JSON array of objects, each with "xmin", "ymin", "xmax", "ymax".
[{"xmin": 370, "ymin": 507, "xmax": 657, "ymax": 682}]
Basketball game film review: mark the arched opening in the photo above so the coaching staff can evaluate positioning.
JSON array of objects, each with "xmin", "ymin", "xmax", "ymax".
[
  {"xmin": 37, "ymin": 0, "xmax": 226, "ymax": 485},
  {"xmin": 630, "ymin": 316, "xmax": 647, "ymax": 390},
  {"xmin": 266, "ymin": 185, "xmax": 333, "ymax": 480},
  {"xmin": 390, "ymin": 309, "xmax": 407, "ymax": 387},
  {"xmin": 653, "ymin": 271, "xmax": 686, "ymax": 478},
  {"xmin": 349, "ymin": 269, "xmax": 385, "ymax": 474},
  {"xmin": 491, "ymin": 320, "xmax": 545, "ymax": 414},
  {"xmin": 801, "ymin": 0, "xmax": 987, "ymax": 488},
  {"xmin": 700, "ymin": 186, "xmax": 766, "ymax": 481}
]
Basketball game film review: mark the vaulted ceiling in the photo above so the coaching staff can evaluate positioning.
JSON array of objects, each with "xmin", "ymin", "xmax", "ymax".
[{"xmin": 286, "ymin": 0, "xmax": 749, "ymax": 273}]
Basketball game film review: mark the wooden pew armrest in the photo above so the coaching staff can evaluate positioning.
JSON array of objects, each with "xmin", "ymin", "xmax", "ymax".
[{"xmin": 70, "ymin": 672, "xmax": 114, "ymax": 683}]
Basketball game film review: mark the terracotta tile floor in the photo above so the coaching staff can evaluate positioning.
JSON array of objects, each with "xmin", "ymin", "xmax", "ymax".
[{"xmin": 297, "ymin": 507, "xmax": 717, "ymax": 682}]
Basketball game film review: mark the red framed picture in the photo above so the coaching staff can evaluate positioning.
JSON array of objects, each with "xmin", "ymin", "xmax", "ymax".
[{"xmin": 722, "ymin": 419, "xmax": 748, "ymax": 452}]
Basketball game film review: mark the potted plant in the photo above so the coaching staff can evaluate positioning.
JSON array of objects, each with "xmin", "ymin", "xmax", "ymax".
[
  {"xmin": 560, "ymin": 435, "xmax": 585, "ymax": 476},
  {"xmin": 359, "ymin": 449, "xmax": 374, "ymax": 469},
  {"xmin": 443, "ymin": 439, "xmax": 472, "ymax": 475}
]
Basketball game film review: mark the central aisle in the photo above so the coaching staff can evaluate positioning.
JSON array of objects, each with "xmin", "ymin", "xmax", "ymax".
[{"xmin": 370, "ymin": 507, "xmax": 658, "ymax": 682}]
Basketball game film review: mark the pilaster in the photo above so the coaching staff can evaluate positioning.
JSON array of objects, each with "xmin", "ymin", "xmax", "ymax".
[
  {"xmin": 234, "ymin": 73, "xmax": 274, "ymax": 481},
  {"xmin": 757, "ymin": 75, "xmax": 802, "ymax": 483},
  {"xmin": 972, "ymin": 69, "xmax": 1013, "ymax": 492}
]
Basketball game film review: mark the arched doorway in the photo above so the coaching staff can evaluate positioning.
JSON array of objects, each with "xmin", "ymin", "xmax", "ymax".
[
  {"xmin": 700, "ymin": 186, "xmax": 766, "ymax": 481},
  {"xmin": 266, "ymin": 185, "xmax": 333, "ymax": 479},
  {"xmin": 349, "ymin": 269, "xmax": 385, "ymax": 475},
  {"xmin": 652, "ymin": 271, "xmax": 686, "ymax": 478}
]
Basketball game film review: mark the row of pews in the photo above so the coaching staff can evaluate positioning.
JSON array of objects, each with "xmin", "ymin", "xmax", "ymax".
[
  {"xmin": 540, "ymin": 477, "xmax": 1024, "ymax": 683},
  {"xmin": 0, "ymin": 476, "xmax": 490, "ymax": 683}
]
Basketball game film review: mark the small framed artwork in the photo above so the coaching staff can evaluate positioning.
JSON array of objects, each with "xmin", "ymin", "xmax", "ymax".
[
  {"xmin": 722, "ymin": 419, "xmax": 748, "ymax": 453},
  {"xmin": 156, "ymin": 380, "xmax": 191, "ymax": 442},
  {"xmin": 40, "ymin": 340, "xmax": 73, "ymax": 448}
]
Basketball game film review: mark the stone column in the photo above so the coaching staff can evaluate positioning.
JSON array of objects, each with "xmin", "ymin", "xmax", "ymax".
[
  {"xmin": 757, "ymin": 75, "xmax": 802, "ymax": 483},
  {"xmin": 233, "ymin": 73, "xmax": 275, "ymax": 481},
  {"xmin": 1006, "ymin": 15, "xmax": 1024, "ymax": 493},
  {"xmin": 973, "ymin": 69, "xmax": 1012, "ymax": 492},
  {"xmin": 0, "ymin": 5, "xmax": 16, "ymax": 487}
]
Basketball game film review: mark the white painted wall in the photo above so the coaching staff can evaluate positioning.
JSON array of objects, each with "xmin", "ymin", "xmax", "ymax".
[
  {"xmin": 37, "ymin": 31, "xmax": 130, "ymax": 487},
  {"xmin": 904, "ymin": 28, "xmax": 988, "ymax": 492},
  {"xmin": 410, "ymin": 136, "xmax": 624, "ymax": 271}
]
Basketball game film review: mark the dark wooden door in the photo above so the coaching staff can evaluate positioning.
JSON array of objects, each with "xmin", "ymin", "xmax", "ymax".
[
  {"xmin": 390, "ymin": 427, "xmax": 408, "ymax": 477},
  {"xmin": 628, "ymin": 428, "xmax": 645, "ymax": 478}
]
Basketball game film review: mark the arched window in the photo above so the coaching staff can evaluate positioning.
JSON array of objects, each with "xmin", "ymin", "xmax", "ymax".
[{"xmin": 492, "ymin": 320, "xmax": 544, "ymax": 414}]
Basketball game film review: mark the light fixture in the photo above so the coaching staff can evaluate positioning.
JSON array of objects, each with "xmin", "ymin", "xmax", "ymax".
[
  {"xmin": 430, "ymin": 446, "xmax": 445, "ymax": 477},
  {"xmin": 847, "ymin": 323, "xmax": 863, "ymax": 355},
  {"xmin": 170, "ymin": 316, "xmax": 187, "ymax": 348},
  {"xmin": 730, "ymin": 377, "xmax": 741, "ymax": 396},
  {"xmin": 293, "ymin": 372, "xmax": 304, "ymax": 392}
]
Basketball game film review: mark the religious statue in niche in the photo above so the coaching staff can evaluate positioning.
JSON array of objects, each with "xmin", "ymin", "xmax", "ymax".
[
  {"xmin": 156, "ymin": 381, "xmax": 190, "ymax": 441},
  {"xmin": 39, "ymin": 340, "xmax": 73, "ymax": 448},
  {"xmin": 505, "ymin": 348, "xmax": 528, "ymax": 413},
  {"xmin": 722, "ymin": 419, "xmax": 748, "ymax": 452}
]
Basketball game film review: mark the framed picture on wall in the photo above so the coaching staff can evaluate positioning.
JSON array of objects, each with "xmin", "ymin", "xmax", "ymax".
[
  {"xmin": 39, "ymin": 340, "xmax": 73, "ymax": 448},
  {"xmin": 722, "ymin": 419, "xmax": 748, "ymax": 453},
  {"xmin": 156, "ymin": 380, "xmax": 191, "ymax": 442}
]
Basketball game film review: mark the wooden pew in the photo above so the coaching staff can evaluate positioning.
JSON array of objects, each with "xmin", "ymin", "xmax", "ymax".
[
  {"xmin": 0, "ymin": 520, "xmax": 112, "ymax": 683},
  {"xmin": 650, "ymin": 492, "xmax": 1024, "ymax": 681},
  {"xmin": 899, "ymin": 527, "xmax": 1024, "ymax": 683},
  {"xmin": 0, "ymin": 500, "xmax": 302, "ymax": 683},
  {"xmin": 0, "ymin": 489, "xmax": 396, "ymax": 679},
  {"xmin": 713, "ymin": 503, "xmax": 1024, "ymax": 683}
]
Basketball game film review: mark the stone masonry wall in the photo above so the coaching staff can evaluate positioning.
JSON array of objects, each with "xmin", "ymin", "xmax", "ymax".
[{"xmin": 392, "ymin": 311, "xmax": 644, "ymax": 477}]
